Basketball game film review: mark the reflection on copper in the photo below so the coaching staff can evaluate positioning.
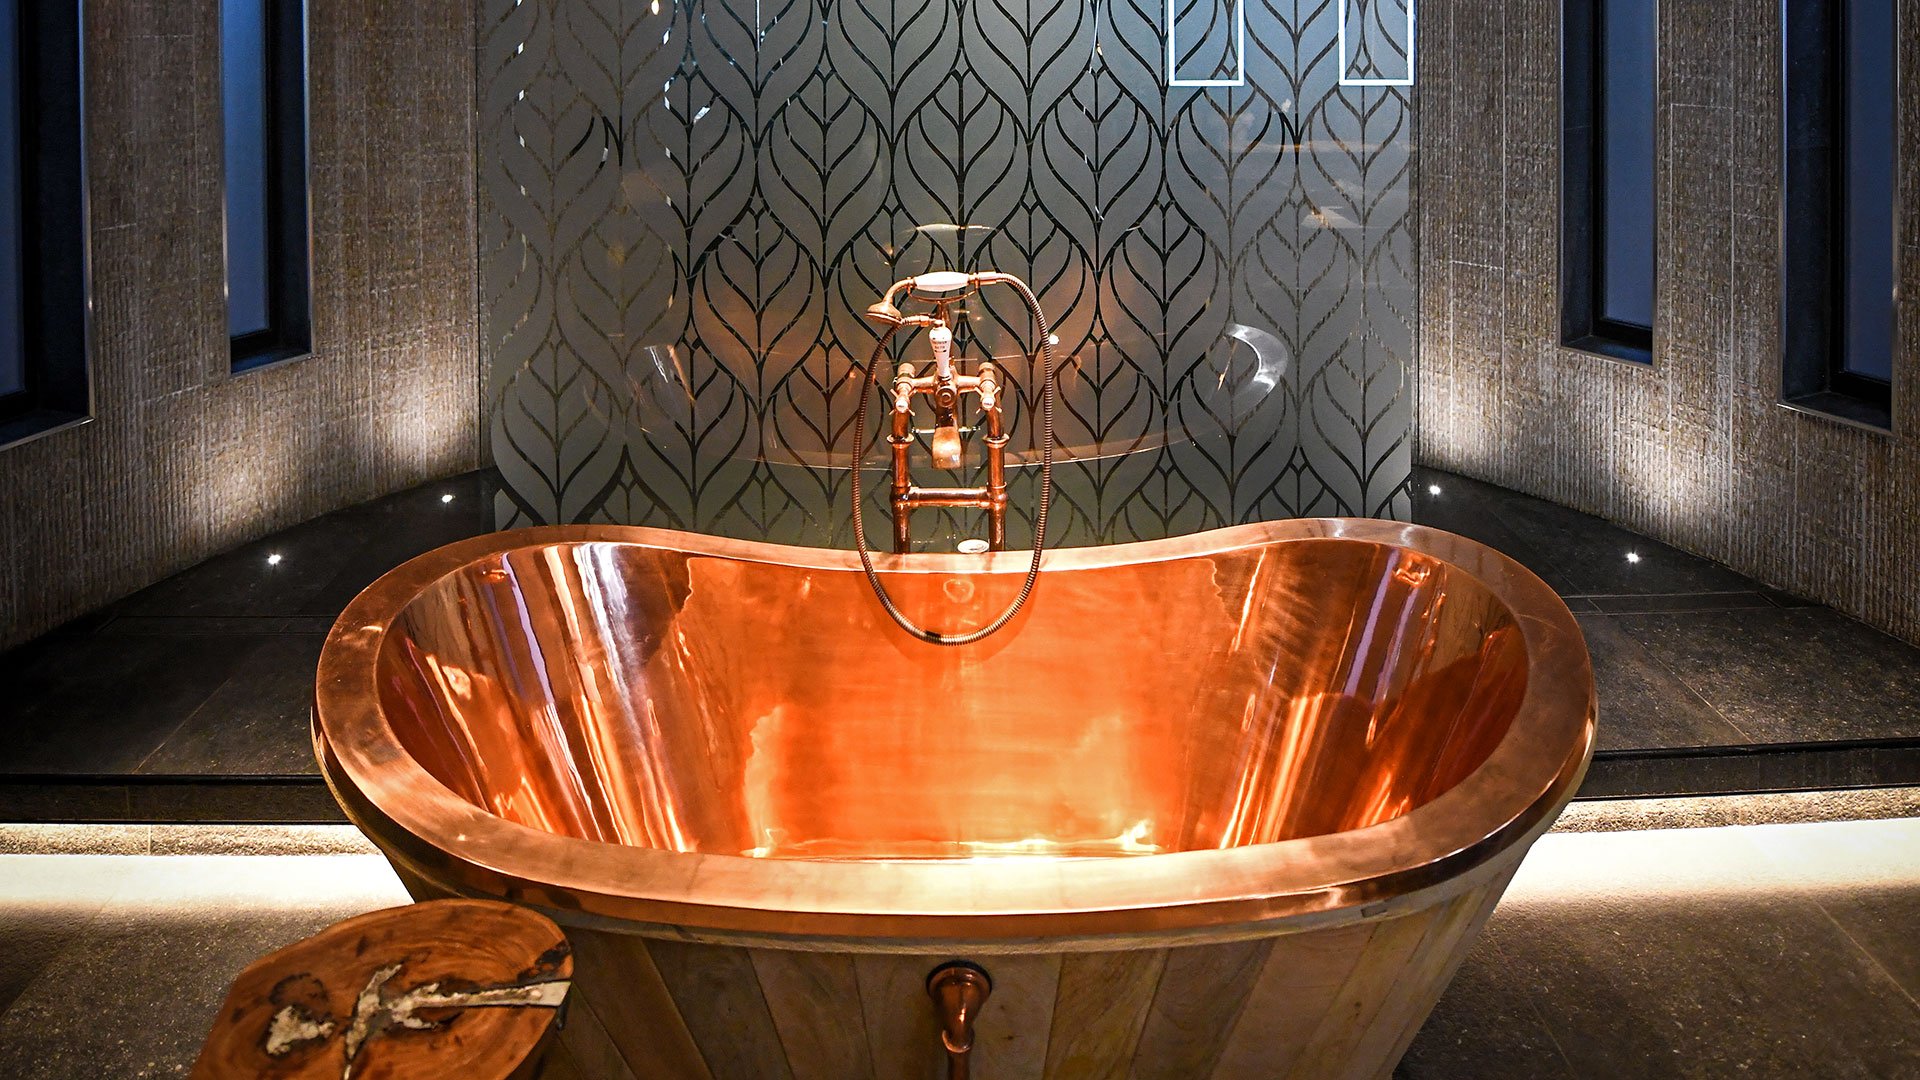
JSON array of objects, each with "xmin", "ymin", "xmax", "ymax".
[{"xmin": 314, "ymin": 519, "xmax": 1595, "ymax": 940}]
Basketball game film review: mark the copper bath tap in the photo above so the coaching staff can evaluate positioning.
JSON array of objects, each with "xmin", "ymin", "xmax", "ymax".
[
  {"xmin": 864, "ymin": 273, "xmax": 1013, "ymax": 554},
  {"xmin": 851, "ymin": 271, "xmax": 1059, "ymax": 645}
]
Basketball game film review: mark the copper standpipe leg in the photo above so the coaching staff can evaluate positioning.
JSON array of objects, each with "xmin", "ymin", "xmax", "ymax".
[
  {"xmin": 926, "ymin": 962, "xmax": 992, "ymax": 1080},
  {"xmin": 984, "ymin": 431, "xmax": 1008, "ymax": 551},
  {"xmin": 890, "ymin": 415, "xmax": 914, "ymax": 553}
]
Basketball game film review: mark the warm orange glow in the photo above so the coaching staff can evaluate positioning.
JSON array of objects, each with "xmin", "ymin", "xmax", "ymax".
[{"xmin": 370, "ymin": 534, "xmax": 1527, "ymax": 861}]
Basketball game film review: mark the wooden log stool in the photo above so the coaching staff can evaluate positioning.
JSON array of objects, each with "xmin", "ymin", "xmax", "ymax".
[{"xmin": 192, "ymin": 899, "xmax": 572, "ymax": 1080}]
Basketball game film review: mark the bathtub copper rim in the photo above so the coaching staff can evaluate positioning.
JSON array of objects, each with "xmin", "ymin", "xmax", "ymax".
[{"xmin": 313, "ymin": 519, "xmax": 1596, "ymax": 943}]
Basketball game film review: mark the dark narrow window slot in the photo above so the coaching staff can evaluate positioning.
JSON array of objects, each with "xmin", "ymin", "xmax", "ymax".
[
  {"xmin": 222, "ymin": 0, "xmax": 310, "ymax": 372},
  {"xmin": 0, "ymin": 0, "xmax": 90, "ymax": 449},
  {"xmin": 1782, "ymin": 0, "xmax": 1896, "ymax": 427},
  {"xmin": 0, "ymin": 0, "xmax": 23, "ymax": 402},
  {"xmin": 1561, "ymin": 0, "xmax": 1657, "ymax": 364},
  {"xmin": 1838, "ymin": 0, "xmax": 1895, "ymax": 389}
]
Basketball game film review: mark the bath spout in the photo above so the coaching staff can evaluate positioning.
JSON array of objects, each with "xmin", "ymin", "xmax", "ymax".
[
  {"xmin": 926, "ymin": 961, "xmax": 992, "ymax": 1080},
  {"xmin": 930, "ymin": 422, "xmax": 964, "ymax": 470}
]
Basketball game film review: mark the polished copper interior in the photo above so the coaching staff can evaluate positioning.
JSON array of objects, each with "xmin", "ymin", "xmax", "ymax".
[
  {"xmin": 374, "ymin": 533, "xmax": 1525, "ymax": 860},
  {"xmin": 316, "ymin": 521, "xmax": 1593, "ymax": 938}
]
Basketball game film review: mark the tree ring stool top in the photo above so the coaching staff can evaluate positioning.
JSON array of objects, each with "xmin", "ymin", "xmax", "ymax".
[{"xmin": 192, "ymin": 899, "xmax": 571, "ymax": 1080}]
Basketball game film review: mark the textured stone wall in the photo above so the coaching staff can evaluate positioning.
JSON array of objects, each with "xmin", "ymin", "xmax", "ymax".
[
  {"xmin": 1417, "ymin": 0, "xmax": 1920, "ymax": 644},
  {"xmin": 0, "ymin": 1, "xmax": 480, "ymax": 648}
]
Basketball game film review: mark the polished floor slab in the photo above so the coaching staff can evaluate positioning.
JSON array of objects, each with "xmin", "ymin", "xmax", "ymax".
[
  {"xmin": 1412, "ymin": 468, "xmax": 1920, "ymax": 754},
  {"xmin": 2, "ymin": 816, "xmax": 1917, "ymax": 1077},
  {"xmin": 0, "ymin": 471, "xmax": 500, "ymax": 779}
]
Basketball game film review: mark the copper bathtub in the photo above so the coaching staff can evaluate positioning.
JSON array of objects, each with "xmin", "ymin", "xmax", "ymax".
[{"xmin": 314, "ymin": 520, "xmax": 1594, "ymax": 1079}]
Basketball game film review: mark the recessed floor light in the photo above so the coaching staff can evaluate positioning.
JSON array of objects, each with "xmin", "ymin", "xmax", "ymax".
[
  {"xmin": 1427, "ymin": 484, "xmax": 1442, "ymax": 496},
  {"xmin": 441, "ymin": 493, "xmax": 455, "ymax": 504},
  {"xmin": 1625, "ymin": 551, "xmax": 1641, "ymax": 564},
  {"xmin": 266, "ymin": 553, "xmax": 283, "ymax": 567}
]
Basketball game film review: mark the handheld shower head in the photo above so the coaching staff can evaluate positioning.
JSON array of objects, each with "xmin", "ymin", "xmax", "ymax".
[
  {"xmin": 910, "ymin": 270, "xmax": 973, "ymax": 294},
  {"xmin": 867, "ymin": 271, "xmax": 977, "ymax": 325}
]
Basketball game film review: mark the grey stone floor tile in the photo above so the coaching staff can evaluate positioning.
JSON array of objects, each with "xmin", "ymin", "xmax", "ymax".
[
  {"xmin": 0, "ymin": 907, "xmax": 100, "ymax": 1022},
  {"xmin": 1805, "ymin": 884, "xmax": 1920, "ymax": 1006},
  {"xmin": 0, "ymin": 470, "xmax": 500, "ymax": 778},
  {"xmin": 1478, "ymin": 891, "xmax": 1920, "ymax": 1078},
  {"xmin": 0, "ymin": 633, "xmax": 274, "ymax": 774},
  {"xmin": 1575, "ymin": 614, "xmax": 1752, "ymax": 750},
  {"xmin": 1585, "ymin": 591, "xmax": 1776, "ymax": 615},
  {"xmin": 0, "ymin": 908, "xmax": 349, "ymax": 1078},
  {"xmin": 0, "ymin": 859, "xmax": 128, "ymax": 1023},
  {"xmin": 1413, "ymin": 468, "xmax": 1762, "ymax": 597},
  {"xmin": 1741, "ymin": 816, "xmax": 1920, "ymax": 1005},
  {"xmin": 1399, "ymin": 934, "xmax": 1578, "ymax": 1079},
  {"xmin": 111, "ymin": 471, "xmax": 498, "ymax": 623},
  {"xmin": 1614, "ymin": 608, "xmax": 1920, "ymax": 742},
  {"xmin": 1477, "ymin": 490, "xmax": 1757, "ymax": 597},
  {"xmin": 1411, "ymin": 468, "xmax": 1580, "ymax": 595},
  {"xmin": 298, "ymin": 476, "xmax": 497, "ymax": 617},
  {"xmin": 111, "ymin": 511, "xmax": 372, "ymax": 620},
  {"xmin": 98, "ymin": 616, "xmax": 294, "ymax": 636},
  {"xmin": 1409, "ymin": 820, "xmax": 1920, "ymax": 1080},
  {"xmin": 1760, "ymin": 587, "xmax": 1823, "ymax": 609},
  {"xmin": 135, "ymin": 635, "xmax": 326, "ymax": 775},
  {"xmin": 0, "ymin": 855, "xmax": 408, "ymax": 1079},
  {"xmin": 1574, "ymin": 614, "xmax": 1758, "ymax": 749}
]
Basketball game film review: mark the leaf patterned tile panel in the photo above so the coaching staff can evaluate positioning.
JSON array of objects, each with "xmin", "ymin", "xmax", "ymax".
[{"xmin": 481, "ymin": 0, "xmax": 1415, "ymax": 545}]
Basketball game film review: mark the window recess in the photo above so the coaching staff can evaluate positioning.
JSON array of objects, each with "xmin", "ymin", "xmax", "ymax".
[
  {"xmin": 222, "ymin": 0, "xmax": 311, "ymax": 372},
  {"xmin": 1561, "ymin": 0, "xmax": 1658, "ymax": 364},
  {"xmin": 0, "ymin": 0, "xmax": 91, "ymax": 450},
  {"xmin": 1780, "ymin": 0, "xmax": 1897, "ymax": 429}
]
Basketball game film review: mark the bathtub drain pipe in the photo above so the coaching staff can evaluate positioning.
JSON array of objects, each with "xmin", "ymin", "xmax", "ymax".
[{"xmin": 927, "ymin": 961, "xmax": 992, "ymax": 1080}]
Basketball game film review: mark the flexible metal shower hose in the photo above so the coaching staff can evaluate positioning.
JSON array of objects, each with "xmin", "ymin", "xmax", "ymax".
[{"xmin": 849, "ymin": 275, "xmax": 1057, "ymax": 646}]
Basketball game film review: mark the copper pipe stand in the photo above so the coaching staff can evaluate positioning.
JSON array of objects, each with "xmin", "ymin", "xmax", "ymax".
[{"xmin": 888, "ymin": 352, "xmax": 1008, "ymax": 553}]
